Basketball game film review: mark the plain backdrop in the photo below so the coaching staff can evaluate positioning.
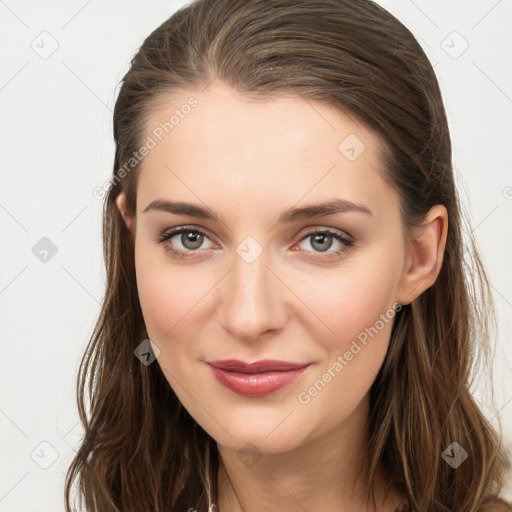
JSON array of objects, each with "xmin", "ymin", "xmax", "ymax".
[{"xmin": 1, "ymin": 1, "xmax": 511, "ymax": 510}]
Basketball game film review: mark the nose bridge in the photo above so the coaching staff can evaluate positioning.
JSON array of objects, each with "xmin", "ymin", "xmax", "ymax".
[{"xmin": 219, "ymin": 240, "xmax": 285, "ymax": 341}]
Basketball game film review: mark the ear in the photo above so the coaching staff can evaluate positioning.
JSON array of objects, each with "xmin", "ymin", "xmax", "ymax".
[
  {"xmin": 396, "ymin": 205, "xmax": 448, "ymax": 305},
  {"xmin": 115, "ymin": 192, "xmax": 135, "ymax": 231}
]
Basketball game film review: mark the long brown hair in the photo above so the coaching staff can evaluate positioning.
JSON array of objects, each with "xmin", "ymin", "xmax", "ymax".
[{"xmin": 65, "ymin": 0, "xmax": 511, "ymax": 510}]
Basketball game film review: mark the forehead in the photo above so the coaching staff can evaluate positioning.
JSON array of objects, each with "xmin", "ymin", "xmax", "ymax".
[
  {"xmin": 143, "ymin": 83, "xmax": 378, "ymax": 161},
  {"xmin": 136, "ymin": 82, "xmax": 394, "ymax": 217}
]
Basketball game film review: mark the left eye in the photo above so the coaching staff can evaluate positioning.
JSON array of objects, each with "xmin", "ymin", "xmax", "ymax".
[{"xmin": 297, "ymin": 230, "xmax": 353, "ymax": 254}]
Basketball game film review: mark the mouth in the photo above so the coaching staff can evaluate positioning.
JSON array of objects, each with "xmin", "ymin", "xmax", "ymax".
[{"xmin": 206, "ymin": 359, "xmax": 311, "ymax": 397}]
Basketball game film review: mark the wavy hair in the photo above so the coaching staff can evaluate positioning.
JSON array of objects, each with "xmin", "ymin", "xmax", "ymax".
[{"xmin": 65, "ymin": 0, "xmax": 511, "ymax": 510}]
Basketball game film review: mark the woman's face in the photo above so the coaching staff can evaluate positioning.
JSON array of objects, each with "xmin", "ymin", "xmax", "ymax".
[{"xmin": 118, "ymin": 83, "xmax": 415, "ymax": 454}]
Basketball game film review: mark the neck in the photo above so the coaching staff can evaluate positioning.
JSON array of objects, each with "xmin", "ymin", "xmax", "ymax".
[{"xmin": 215, "ymin": 396, "xmax": 402, "ymax": 512}]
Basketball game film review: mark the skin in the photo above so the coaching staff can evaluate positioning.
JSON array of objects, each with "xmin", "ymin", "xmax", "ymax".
[{"xmin": 116, "ymin": 81, "xmax": 448, "ymax": 512}]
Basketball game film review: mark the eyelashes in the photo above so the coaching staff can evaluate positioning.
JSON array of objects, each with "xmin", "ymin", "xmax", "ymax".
[
  {"xmin": 156, "ymin": 226, "xmax": 354, "ymax": 261},
  {"xmin": 157, "ymin": 227, "xmax": 214, "ymax": 259}
]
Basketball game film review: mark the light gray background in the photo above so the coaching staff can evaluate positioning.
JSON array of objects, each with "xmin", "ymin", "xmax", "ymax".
[{"xmin": 1, "ymin": 1, "xmax": 511, "ymax": 510}]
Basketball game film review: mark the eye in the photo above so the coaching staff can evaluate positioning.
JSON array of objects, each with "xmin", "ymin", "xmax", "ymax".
[
  {"xmin": 156, "ymin": 226, "xmax": 354, "ymax": 261},
  {"xmin": 295, "ymin": 229, "xmax": 354, "ymax": 260},
  {"xmin": 157, "ymin": 226, "xmax": 216, "ymax": 259}
]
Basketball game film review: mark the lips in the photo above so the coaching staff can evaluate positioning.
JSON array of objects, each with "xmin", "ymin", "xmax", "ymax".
[{"xmin": 207, "ymin": 359, "xmax": 311, "ymax": 397}]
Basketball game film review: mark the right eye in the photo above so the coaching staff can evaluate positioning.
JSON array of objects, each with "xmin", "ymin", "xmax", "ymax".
[{"xmin": 157, "ymin": 226, "xmax": 217, "ymax": 259}]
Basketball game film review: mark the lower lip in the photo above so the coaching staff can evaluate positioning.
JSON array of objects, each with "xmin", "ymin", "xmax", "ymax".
[{"xmin": 208, "ymin": 365, "xmax": 310, "ymax": 397}]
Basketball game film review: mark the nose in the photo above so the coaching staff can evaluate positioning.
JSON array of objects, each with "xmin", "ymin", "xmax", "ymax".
[{"xmin": 218, "ymin": 247, "xmax": 287, "ymax": 343}]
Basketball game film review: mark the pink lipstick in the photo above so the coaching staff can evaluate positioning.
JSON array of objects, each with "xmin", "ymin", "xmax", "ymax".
[{"xmin": 207, "ymin": 359, "xmax": 310, "ymax": 397}]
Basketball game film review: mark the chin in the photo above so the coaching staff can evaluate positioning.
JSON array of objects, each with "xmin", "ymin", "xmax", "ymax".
[{"xmin": 199, "ymin": 406, "xmax": 310, "ymax": 455}]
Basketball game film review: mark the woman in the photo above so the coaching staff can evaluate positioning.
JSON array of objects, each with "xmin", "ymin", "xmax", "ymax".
[{"xmin": 65, "ymin": 0, "xmax": 511, "ymax": 510}]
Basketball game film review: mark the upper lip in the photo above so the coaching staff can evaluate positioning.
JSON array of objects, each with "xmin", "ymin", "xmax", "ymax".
[{"xmin": 207, "ymin": 359, "xmax": 310, "ymax": 373}]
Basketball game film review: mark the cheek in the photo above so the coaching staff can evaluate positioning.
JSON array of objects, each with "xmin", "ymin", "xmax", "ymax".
[
  {"xmin": 332, "ymin": 273, "xmax": 398, "ymax": 342},
  {"xmin": 290, "ymin": 248, "xmax": 403, "ymax": 351},
  {"xmin": 134, "ymin": 242, "xmax": 199, "ymax": 344},
  {"xmin": 289, "ymin": 249, "xmax": 403, "ymax": 429},
  {"xmin": 134, "ymin": 240, "xmax": 221, "ymax": 374},
  {"xmin": 291, "ymin": 276, "xmax": 399, "ymax": 437}
]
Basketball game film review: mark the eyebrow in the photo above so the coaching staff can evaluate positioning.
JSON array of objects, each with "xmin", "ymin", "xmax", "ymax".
[{"xmin": 142, "ymin": 198, "xmax": 373, "ymax": 222}]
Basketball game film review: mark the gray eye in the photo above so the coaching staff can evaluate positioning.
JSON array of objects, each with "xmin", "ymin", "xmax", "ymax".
[
  {"xmin": 309, "ymin": 233, "xmax": 334, "ymax": 252},
  {"xmin": 178, "ymin": 231, "xmax": 205, "ymax": 250}
]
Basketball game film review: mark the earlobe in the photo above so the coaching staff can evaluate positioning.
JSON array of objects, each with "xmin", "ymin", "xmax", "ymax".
[
  {"xmin": 396, "ymin": 205, "xmax": 448, "ymax": 305},
  {"xmin": 115, "ymin": 192, "xmax": 134, "ymax": 231}
]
